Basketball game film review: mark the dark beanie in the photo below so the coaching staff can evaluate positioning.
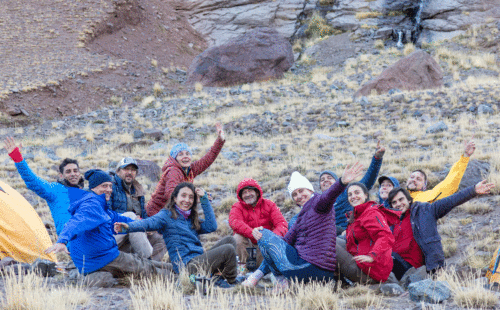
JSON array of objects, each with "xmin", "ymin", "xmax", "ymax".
[
  {"xmin": 319, "ymin": 170, "xmax": 339, "ymax": 186},
  {"xmin": 85, "ymin": 169, "xmax": 112, "ymax": 189}
]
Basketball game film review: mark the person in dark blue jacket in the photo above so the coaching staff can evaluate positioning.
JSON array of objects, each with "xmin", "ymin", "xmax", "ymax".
[
  {"xmin": 319, "ymin": 141, "xmax": 385, "ymax": 231},
  {"xmin": 45, "ymin": 169, "xmax": 171, "ymax": 278},
  {"xmin": 115, "ymin": 182, "xmax": 238, "ymax": 288},
  {"xmin": 110, "ymin": 157, "xmax": 167, "ymax": 261},
  {"xmin": 388, "ymin": 180, "xmax": 495, "ymax": 278},
  {"xmin": 377, "ymin": 176, "xmax": 400, "ymax": 208}
]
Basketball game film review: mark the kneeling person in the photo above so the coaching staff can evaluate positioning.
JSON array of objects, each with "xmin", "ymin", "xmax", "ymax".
[{"xmin": 45, "ymin": 169, "xmax": 171, "ymax": 278}]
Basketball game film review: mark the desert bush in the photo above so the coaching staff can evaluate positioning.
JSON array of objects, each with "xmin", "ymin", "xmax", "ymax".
[
  {"xmin": 355, "ymin": 11, "xmax": 382, "ymax": 20},
  {"xmin": 306, "ymin": 12, "xmax": 334, "ymax": 38}
]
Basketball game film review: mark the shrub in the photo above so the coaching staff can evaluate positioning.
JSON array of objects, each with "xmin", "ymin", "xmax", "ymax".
[{"xmin": 306, "ymin": 12, "xmax": 334, "ymax": 38}]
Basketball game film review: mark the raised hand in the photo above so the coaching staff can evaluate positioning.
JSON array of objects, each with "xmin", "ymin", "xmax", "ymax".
[
  {"xmin": 195, "ymin": 187, "xmax": 206, "ymax": 197},
  {"xmin": 114, "ymin": 222, "xmax": 130, "ymax": 234},
  {"xmin": 216, "ymin": 122, "xmax": 225, "ymax": 141},
  {"xmin": 45, "ymin": 243, "xmax": 69, "ymax": 254},
  {"xmin": 3, "ymin": 136, "xmax": 21, "ymax": 154},
  {"xmin": 341, "ymin": 162, "xmax": 364, "ymax": 184},
  {"xmin": 463, "ymin": 136, "xmax": 475, "ymax": 157},
  {"xmin": 374, "ymin": 140, "xmax": 385, "ymax": 159},
  {"xmin": 475, "ymin": 180, "xmax": 495, "ymax": 195}
]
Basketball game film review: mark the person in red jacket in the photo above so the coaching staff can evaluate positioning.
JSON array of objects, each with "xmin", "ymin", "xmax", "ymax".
[
  {"xmin": 146, "ymin": 123, "xmax": 226, "ymax": 217},
  {"xmin": 336, "ymin": 182, "xmax": 399, "ymax": 284},
  {"xmin": 229, "ymin": 178, "xmax": 288, "ymax": 268}
]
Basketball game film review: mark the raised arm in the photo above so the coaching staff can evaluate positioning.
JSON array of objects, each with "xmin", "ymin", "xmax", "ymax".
[
  {"xmin": 198, "ymin": 189, "xmax": 217, "ymax": 234},
  {"xmin": 3, "ymin": 137, "xmax": 57, "ymax": 202},
  {"xmin": 431, "ymin": 180, "xmax": 494, "ymax": 219},
  {"xmin": 315, "ymin": 162, "xmax": 364, "ymax": 213},
  {"xmin": 190, "ymin": 123, "xmax": 225, "ymax": 177},
  {"xmin": 359, "ymin": 141, "xmax": 384, "ymax": 190},
  {"xmin": 126, "ymin": 211, "xmax": 169, "ymax": 233}
]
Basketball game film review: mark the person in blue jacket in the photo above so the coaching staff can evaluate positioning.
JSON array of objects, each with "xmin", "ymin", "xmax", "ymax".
[
  {"xmin": 45, "ymin": 169, "xmax": 171, "ymax": 278},
  {"xmin": 377, "ymin": 175, "xmax": 400, "ymax": 208},
  {"xmin": 114, "ymin": 182, "xmax": 238, "ymax": 288},
  {"xmin": 319, "ymin": 141, "xmax": 385, "ymax": 231},
  {"xmin": 4, "ymin": 136, "xmax": 86, "ymax": 235}
]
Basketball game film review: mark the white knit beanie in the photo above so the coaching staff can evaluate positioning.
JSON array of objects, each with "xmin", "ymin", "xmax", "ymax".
[{"xmin": 288, "ymin": 171, "xmax": 314, "ymax": 197}]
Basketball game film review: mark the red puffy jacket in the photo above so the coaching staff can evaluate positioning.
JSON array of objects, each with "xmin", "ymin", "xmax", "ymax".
[
  {"xmin": 229, "ymin": 178, "xmax": 288, "ymax": 244},
  {"xmin": 146, "ymin": 137, "xmax": 224, "ymax": 216},
  {"xmin": 346, "ymin": 201, "xmax": 398, "ymax": 282}
]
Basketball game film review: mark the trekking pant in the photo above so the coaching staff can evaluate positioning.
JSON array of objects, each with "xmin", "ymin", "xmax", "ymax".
[
  {"xmin": 257, "ymin": 229, "xmax": 335, "ymax": 283},
  {"xmin": 234, "ymin": 233, "xmax": 263, "ymax": 266},
  {"xmin": 98, "ymin": 251, "xmax": 173, "ymax": 278},
  {"xmin": 392, "ymin": 252, "xmax": 413, "ymax": 281},
  {"xmin": 187, "ymin": 236, "xmax": 238, "ymax": 284},
  {"xmin": 336, "ymin": 237, "xmax": 397, "ymax": 284}
]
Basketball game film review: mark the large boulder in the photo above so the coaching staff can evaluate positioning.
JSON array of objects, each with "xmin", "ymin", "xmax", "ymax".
[
  {"xmin": 355, "ymin": 50, "xmax": 443, "ymax": 97},
  {"xmin": 186, "ymin": 28, "xmax": 294, "ymax": 87}
]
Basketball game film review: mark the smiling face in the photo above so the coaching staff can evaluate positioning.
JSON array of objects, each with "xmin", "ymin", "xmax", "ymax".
[
  {"xmin": 241, "ymin": 188, "xmax": 258, "ymax": 206},
  {"xmin": 291, "ymin": 188, "xmax": 314, "ymax": 207},
  {"xmin": 174, "ymin": 187, "xmax": 195, "ymax": 211},
  {"xmin": 176, "ymin": 150, "xmax": 192, "ymax": 168},
  {"xmin": 406, "ymin": 171, "xmax": 426, "ymax": 191},
  {"xmin": 116, "ymin": 165, "xmax": 138, "ymax": 185},
  {"xmin": 92, "ymin": 182, "xmax": 113, "ymax": 201},
  {"xmin": 379, "ymin": 179, "xmax": 394, "ymax": 200},
  {"xmin": 347, "ymin": 185, "xmax": 368, "ymax": 207},
  {"xmin": 320, "ymin": 174, "xmax": 336, "ymax": 192},
  {"xmin": 60, "ymin": 163, "xmax": 81, "ymax": 186},
  {"xmin": 390, "ymin": 191, "xmax": 410, "ymax": 213}
]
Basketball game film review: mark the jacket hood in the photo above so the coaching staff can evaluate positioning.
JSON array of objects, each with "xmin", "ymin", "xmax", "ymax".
[
  {"xmin": 162, "ymin": 156, "xmax": 186, "ymax": 173},
  {"xmin": 376, "ymin": 205, "xmax": 402, "ymax": 226},
  {"xmin": 353, "ymin": 201, "xmax": 377, "ymax": 219},
  {"xmin": 68, "ymin": 191, "xmax": 107, "ymax": 215},
  {"xmin": 236, "ymin": 178, "xmax": 263, "ymax": 208},
  {"xmin": 377, "ymin": 176, "xmax": 400, "ymax": 205}
]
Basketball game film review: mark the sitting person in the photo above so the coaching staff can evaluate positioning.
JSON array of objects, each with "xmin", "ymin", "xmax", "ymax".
[
  {"xmin": 110, "ymin": 157, "xmax": 166, "ymax": 261},
  {"xmin": 229, "ymin": 178, "xmax": 288, "ymax": 268},
  {"xmin": 45, "ymin": 170, "xmax": 171, "ymax": 279},
  {"xmin": 245, "ymin": 163, "xmax": 363, "ymax": 290},
  {"xmin": 377, "ymin": 176, "xmax": 400, "ymax": 208},
  {"xmin": 319, "ymin": 141, "xmax": 385, "ymax": 231},
  {"xmin": 115, "ymin": 182, "xmax": 238, "ymax": 288},
  {"xmin": 388, "ymin": 180, "xmax": 494, "ymax": 279},
  {"xmin": 4, "ymin": 136, "xmax": 85, "ymax": 235},
  {"xmin": 146, "ymin": 123, "xmax": 226, "ymax": 217},
  {"xmin": 336, "ymin": 182, "xmax": 399, "ymax": 284},
  {"xmin": 407, "ymin": 139, "xmax": 475, "ymax": 203}
]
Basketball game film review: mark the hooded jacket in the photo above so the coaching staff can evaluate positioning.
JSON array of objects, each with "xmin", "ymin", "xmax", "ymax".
[
  {"xmin": 346, "ymin": 201, "xmax": 398, "ymax": 282},
  {"xmin": 283, "ymin": 179, "xmax": 346, "ymax": 272},
  {"xmin": 146, "ymin": 137, "xmax": 225, "ymax": 216},
  {"xmin": 409, "ymin": 155, "xmax": 469, "ymax": 203},
  {"xmin": 109, "ymin": 173, "xmax": 147, "ymax": 219},
  {"xmin": 378, "ymin": 176, "xmax": 400, "ymax": 208},
  {"xmin": 127, "ymin": 194, "xmax": 216, "ymax": 273},
  {"xmin": 57, "ymin": 192, "xmax": 133, "ymax": 275},
  {"xmin": 229, "ymin": 178, "xmax": 288, "ymax": 244}
]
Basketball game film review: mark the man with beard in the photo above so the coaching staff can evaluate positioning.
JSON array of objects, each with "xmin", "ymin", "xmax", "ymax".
[
  {"xmin": 406, "ymin": 139, "xmax": 475, "ymax": 203},
  {"xmin": 3, "ymin": 137, "xmax": 85, "ymax": 235},
  {"xmin": 109, "ymin": 157, "xmax": 167, "ymax": 261}
]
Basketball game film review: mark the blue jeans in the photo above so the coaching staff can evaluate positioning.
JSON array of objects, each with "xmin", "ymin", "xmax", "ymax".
[{"xmin": 257, "ymin": 229, "xmax": 335, "ymax": 283}]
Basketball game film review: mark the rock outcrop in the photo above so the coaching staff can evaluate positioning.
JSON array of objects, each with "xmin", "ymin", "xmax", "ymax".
[
  {"xmin": 355, "ymin": 50, "xmax": 443, "ymax": 97},
  {"xmin": 186, "ymin": 28, "xmax": 294, "ymax": 87}
]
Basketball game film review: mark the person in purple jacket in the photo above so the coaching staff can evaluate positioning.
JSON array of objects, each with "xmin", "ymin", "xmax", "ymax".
[{"xmin": 250, "ymin": 162, "xmax": 364, "ymax": 291}]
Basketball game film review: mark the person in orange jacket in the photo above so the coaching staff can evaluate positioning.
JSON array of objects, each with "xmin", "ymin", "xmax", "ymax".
[{"xmin": 229, "ymin": 178, "xmax": 288, "ymax": 267}]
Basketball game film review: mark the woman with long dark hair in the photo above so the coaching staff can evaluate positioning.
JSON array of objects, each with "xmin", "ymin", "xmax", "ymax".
[{"xmin": 115, "ymin": 182, "xmax": 238, "ymax": 287}]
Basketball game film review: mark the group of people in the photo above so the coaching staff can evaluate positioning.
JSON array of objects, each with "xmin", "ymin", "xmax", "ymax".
[{"xmin": 1, "ymin": 125, "xmax": 495, "ymax": 290}]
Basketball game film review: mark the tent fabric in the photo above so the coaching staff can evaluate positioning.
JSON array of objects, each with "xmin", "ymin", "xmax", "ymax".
[
  {"xmin": 486, "ymin": 245, "xmax": 500, "ymax": 284},
  {"xmin": 0, "ymin": 180, "xmax": 56, "ymax": 263}
]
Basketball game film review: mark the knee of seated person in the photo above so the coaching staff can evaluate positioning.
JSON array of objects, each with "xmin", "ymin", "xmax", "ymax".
[{"xmin": 220, "ymin": 244, "xmax": 237, "ymax": 256}]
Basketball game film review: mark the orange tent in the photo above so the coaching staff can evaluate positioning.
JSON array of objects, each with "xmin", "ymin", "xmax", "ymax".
[{"xmin": 0, "ymin": 180, "xmax": 56, "ymax": 263}]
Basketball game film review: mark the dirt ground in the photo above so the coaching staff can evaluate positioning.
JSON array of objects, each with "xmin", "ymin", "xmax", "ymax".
[{"xmin": 0, "ymin": 0, "xmax": 206, "ymax": 126}]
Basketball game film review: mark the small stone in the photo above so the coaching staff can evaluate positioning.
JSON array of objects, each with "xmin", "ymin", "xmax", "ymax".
[
  {"xmin": 162, "ymin": 127, "xmax": 170, "ymax": 135},
  {"xmin": 316, "ymin": 134, "xmax": 336, "ymax": 141},
  {"xmin": 144, "ymin": 129, "xmax": 163, "ymax": 141},
  {"xmin": 392, "ymin": 94, "xmax": 404, "ymax": 103},
  {"xmin": 336, "ymin": 121, "xmax": 349, "ymax": 127},
  {"xmin": 83, "ymin": 271, "xmax": 118, "ymax": 288},
  {"xmin": 478, "ymin": 104, "xmax": 494, "ymax": 114},
  {"xmin": 20, "ymin": 108, "xmax": 29, "ymax": 117},
  {"xmin": 133, "ymin": 130, "xmax": 144, "ymax": 139},
  {"xmin": 426, "ymin": 121, "xmax": 448, "ymax": 134},
  {"xmin": 379, "ymin": 283, "xmax": 405, "ymax": 296},
  {"xmin": 402, "ymin": 266, "xmax": 428, "ymax": 289},
  {"xmin": 408, "ymin": 279, "xmax": 451, "ymax": 303},
  {"xmin": 7, "ymin": 107, "xmax": 22, "ymax": 116}
]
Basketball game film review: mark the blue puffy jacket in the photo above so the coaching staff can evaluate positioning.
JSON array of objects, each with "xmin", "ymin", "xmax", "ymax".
[
  {"xmin": 15, "ymin": 160, "xmax": 85, "ymax": 235},
  {"xmin": 331, "ymin": 156, "xmax": 383, "ymax": 229},
  {"xmin": 377, "ymin": 176, "xmax": 400, "ymax": 208},
  {"xmin": 127, "ymin": 194, "xmax": 216, "ymax": 273},
  {"xmin": 109, "ymin": 174, "xmax": 147, "ymax": 218},
  {"xmin": 57, "ymin": 192, "xmax": 133, "ymax": 275}
]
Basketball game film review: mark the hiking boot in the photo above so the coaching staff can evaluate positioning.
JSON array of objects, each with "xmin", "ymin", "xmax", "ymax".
[
  {"xmin": 212, "ymin": 277, "xmax": 234, "ymax": 289},
  {"xmin": 31, "ymin": 259, "xmax": 57, "ymax": 277}
]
